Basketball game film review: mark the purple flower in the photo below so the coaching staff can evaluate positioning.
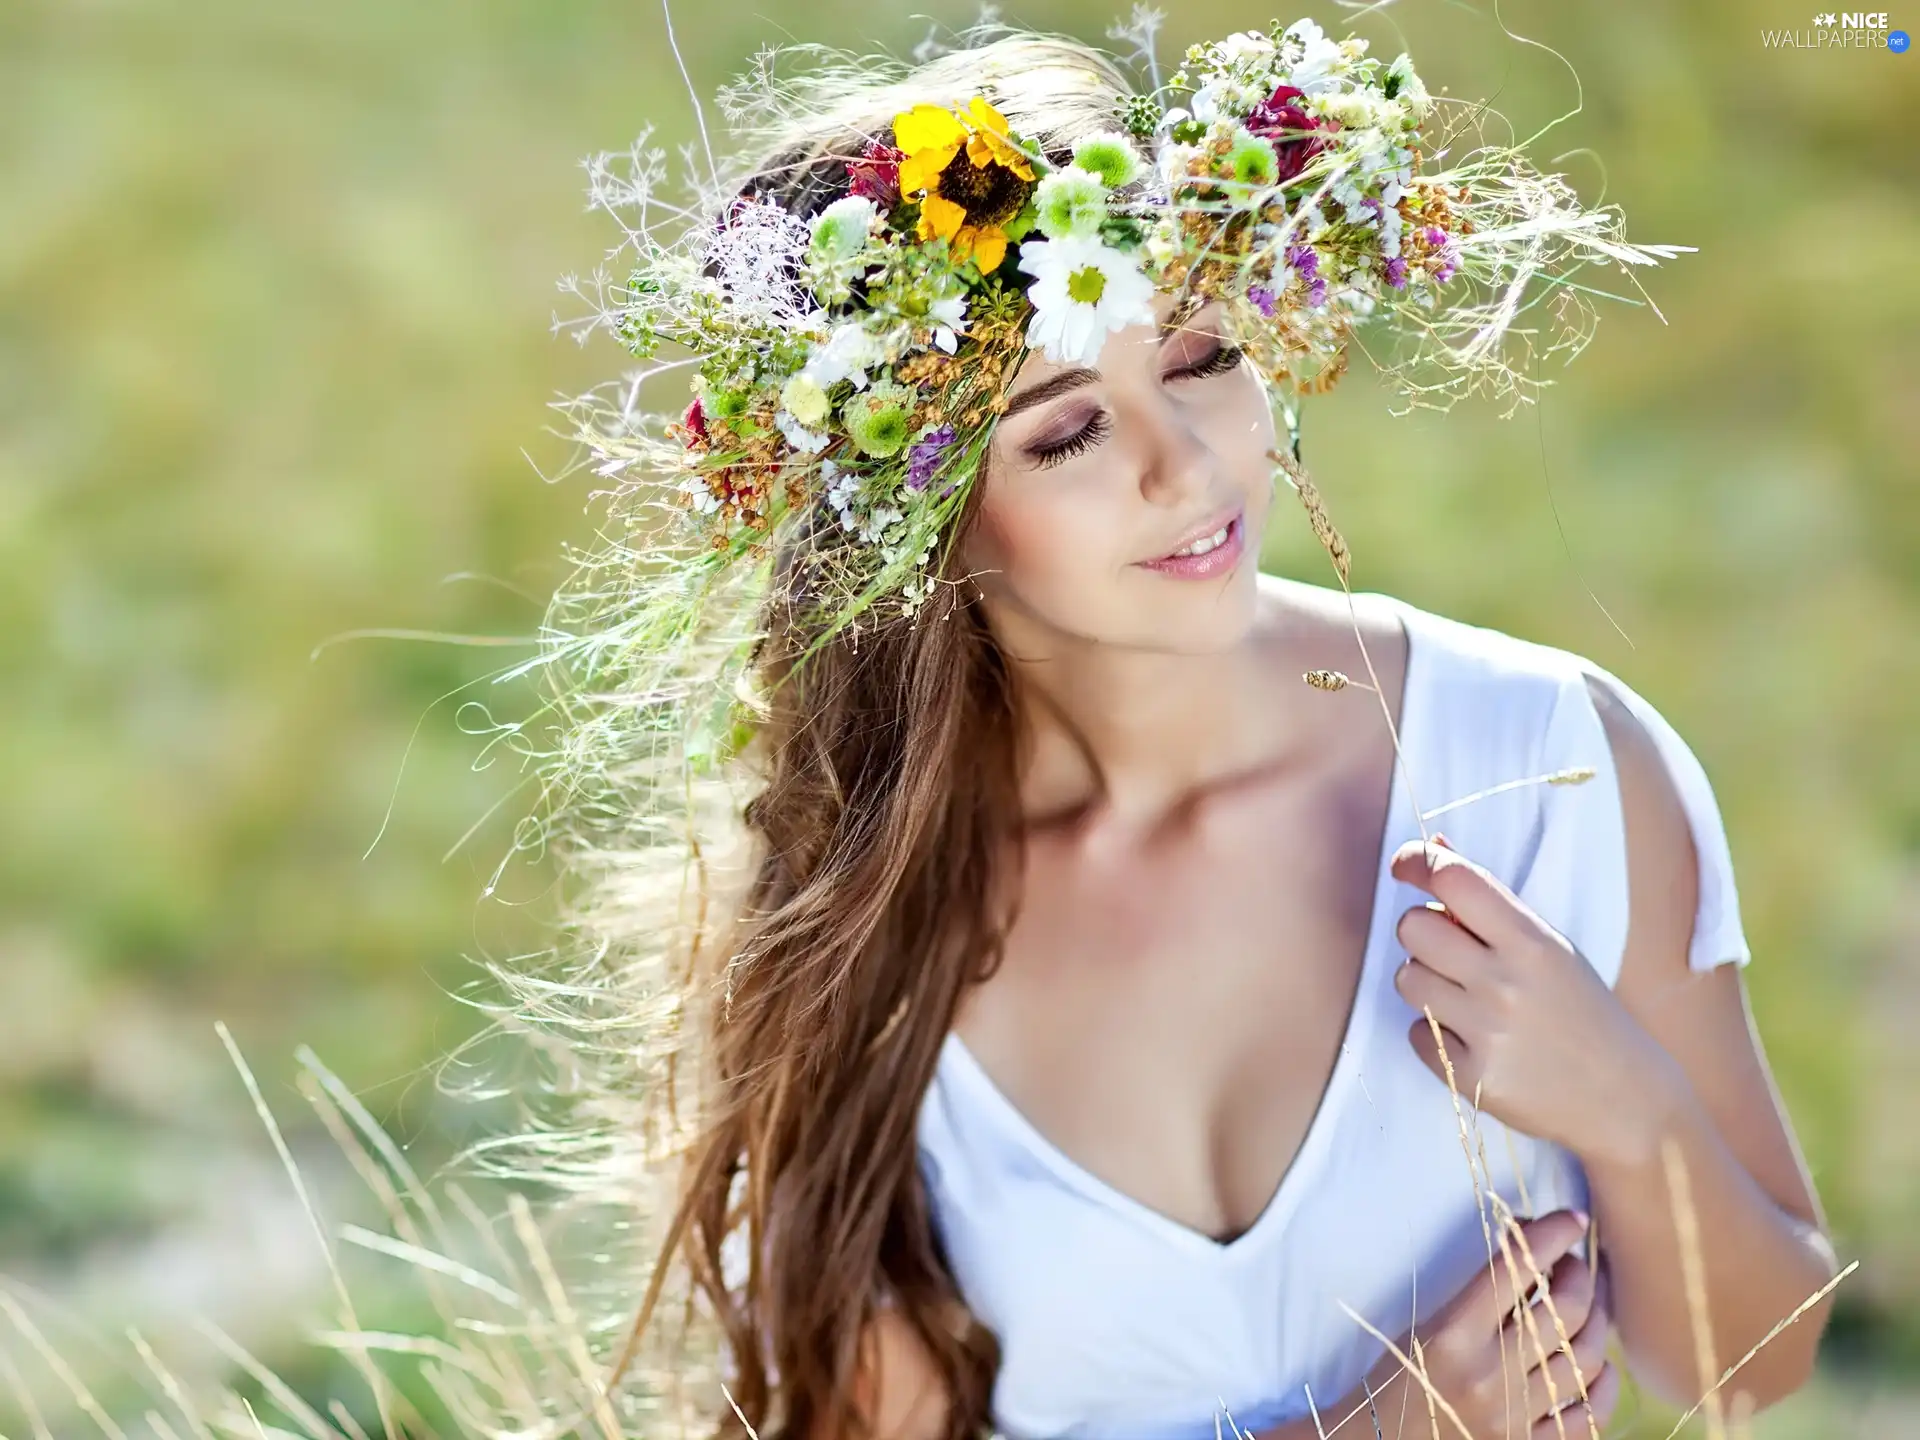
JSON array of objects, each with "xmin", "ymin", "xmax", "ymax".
[
  {"xmin": 1286, "ymin": 243, "xmax": 1326, "ymax": 307},
  {"xmin": 1247, "ymin": 284, "xmax": 1277, "ymax": 317},
  {"xmin": 1384, "ymin": 256, "xmax": 1408, "ymax": 290},
  {"xmin": 906, "ymin": 424, "xmax": 957, "ymax": 492},
  {"xmin": 1423, "ymin": 228, "xmax": 1460, "ymax": 285}
]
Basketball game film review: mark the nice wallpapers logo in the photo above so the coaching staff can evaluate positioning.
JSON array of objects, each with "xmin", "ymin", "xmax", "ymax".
[{"xmin": 1761, "ymin": 11, "xmax": 1911, "ymax": 49}]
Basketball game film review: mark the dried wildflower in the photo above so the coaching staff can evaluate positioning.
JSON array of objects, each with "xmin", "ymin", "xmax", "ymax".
[{"xmin": 1269, "ymin": 446, "xmax": 1350, "ymax": 585}]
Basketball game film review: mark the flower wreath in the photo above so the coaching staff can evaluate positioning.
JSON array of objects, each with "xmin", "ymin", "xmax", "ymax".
[{"xmin": 537, "ymin": 10, "xmax": 1694, "ymax": 785}]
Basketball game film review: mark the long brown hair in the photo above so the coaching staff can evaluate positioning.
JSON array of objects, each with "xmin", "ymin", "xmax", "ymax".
[{"xmin": 588, "ymin": 26, "xmax": 1145, "ymax": 1440}]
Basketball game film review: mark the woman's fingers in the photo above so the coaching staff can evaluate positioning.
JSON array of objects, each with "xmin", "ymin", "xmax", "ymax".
[
  {"xmin": 1393, "ymin": 953, "xmax": 1473, "ymax": 1031},
  {"xmin": 1454, "ymin": 1211, "xmax": 1590, "ymax": 1337},
  {"xmin": 1527, "ymin": 1362, "xmax": 1619, "ymax": 1440},
  {"xmin": 1395, "ymin": 899, "xmax": 1489, "ymax": 984},
  {"xmin": 1504, "ymin": 1251, "xmax": 1597, "ymax": 1356},
  {"xmin": 1389, "ymin": 838, "xmax": 1528, "ymax": 950},
  {"xmin": 1521, "ymin": 1306, "xmax": 1612, "ymax": 1426}
]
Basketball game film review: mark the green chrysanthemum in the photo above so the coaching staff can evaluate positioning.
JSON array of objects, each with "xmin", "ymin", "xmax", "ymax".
[
  {"xmin": 1226, "ymin": 132, "xmax": 1279, "ymax": 188},
  {"xmin": 841, "ymin": 381, "xmax": 916, "ymax": 458},
  {"xmin": 1035, "ymin": 165, "xmax": 1109, "ymax": 241},
  {"xmin": 809, "ymin": 194, "xmax": 878, "ymax": 263},
  {"xmin": 703, "ymin": 384, "xmax": 751, "ymax": 421},
  {"xmin": 1071, "ymin": 132, "xmax": 1142, "ymax": 190}
]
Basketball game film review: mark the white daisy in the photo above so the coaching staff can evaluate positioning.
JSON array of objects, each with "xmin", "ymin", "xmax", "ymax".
[{"xmin": 1016, "ymin": 234, "xmax": 1157, "ymax": 367}]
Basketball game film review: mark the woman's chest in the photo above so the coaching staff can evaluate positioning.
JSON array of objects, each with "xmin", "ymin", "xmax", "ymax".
[
  {"xmin": 953, "ymin": 790, "xmax": 1393, "ymax": 1241},
  {"xmin": 918, "ymin": 1016, "xmax": 1594, "ymax": 1440}
]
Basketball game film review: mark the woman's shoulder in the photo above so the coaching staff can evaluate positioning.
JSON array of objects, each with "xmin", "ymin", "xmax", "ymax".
[
  {"xmin": 1376, "ymin": 588, "xmax": 1753, "ymax": 979},
  {"xmin": 1385, "ymin": 590, "xmax": 1594, "ymax": 696}
]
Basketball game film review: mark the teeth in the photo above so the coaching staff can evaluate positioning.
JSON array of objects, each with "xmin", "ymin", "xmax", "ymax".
[{"xmin": 1172, "ymin": 522, "xmax": 1231, "ymax": 558}]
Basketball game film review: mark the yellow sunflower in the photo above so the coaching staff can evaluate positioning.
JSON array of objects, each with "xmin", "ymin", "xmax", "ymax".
[{"xmin": 891, "ymin": 96, "xmax": 1037, "ymax": 272}]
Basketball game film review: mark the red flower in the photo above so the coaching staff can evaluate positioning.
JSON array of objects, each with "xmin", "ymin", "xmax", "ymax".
[
  {"xmin": 1243, "ymin": 84, "xmax": 1337, "ymax": 183},
  {"xmin": 682, "ymin": 395, "xmax": 708, "ymax": 446},
  {"xmin": 845, "ymin": 138, "xmax": 905, "ymax": 209}
]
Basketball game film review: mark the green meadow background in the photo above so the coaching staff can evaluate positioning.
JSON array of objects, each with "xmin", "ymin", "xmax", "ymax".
[{"xmin": 2, "ymin": 0, "xmax": 1914, "ymax": 1433}]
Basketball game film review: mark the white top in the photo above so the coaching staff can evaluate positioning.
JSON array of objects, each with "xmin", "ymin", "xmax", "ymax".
[{"xmin": 914, "ymin": 591, "xmax": 1752, "ymax": 1440}]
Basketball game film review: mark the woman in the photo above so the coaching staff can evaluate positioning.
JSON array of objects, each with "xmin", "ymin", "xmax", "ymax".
[{"xmin": 530, "ymin": 18, "xmax": 1841, "ymax": 1440}]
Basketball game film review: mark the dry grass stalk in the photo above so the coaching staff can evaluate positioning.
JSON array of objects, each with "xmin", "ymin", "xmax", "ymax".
[
  {"xmin": 1661, "ymin": 1138, "xmax": 1727, "ymax": 1440},
  {"xmin": 1658, "ymin": 1258, "xmax": 1857, "ymax": 1439},
  {"xmin": 1333, "ymin": 1307, "xmax": 1473, "ymax": 1440},
  {"xmin": 1268, "ymin": 447, "xmax": 1351, "ymax": 586},
  {"xmin": 214, "ymin": 1022, "xmax": 400, "ymax": 1440},
  {"xmin": 507, "ymin": 1193, "xmax": 625, "ymax": 1440},
  {"xmin": 0, "ymin": 1283, "xmax": 128, "ymax": 1440},
  {"xmin": 1420, "ymin": 769, "xmax": 1598, "ymax": 825}
]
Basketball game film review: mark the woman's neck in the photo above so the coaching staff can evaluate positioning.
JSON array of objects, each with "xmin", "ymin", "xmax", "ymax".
[{"xmin": 1004, "ymin": 589, "xmax": 1322, "ymax": 842}]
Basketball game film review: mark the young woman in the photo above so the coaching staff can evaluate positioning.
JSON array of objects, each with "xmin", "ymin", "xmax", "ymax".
[{"xmin": 536, "ymin": 21, "xmax": 1841, "ymax": 1440}]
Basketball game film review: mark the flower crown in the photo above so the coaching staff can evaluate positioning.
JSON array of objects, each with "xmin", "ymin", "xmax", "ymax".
[{"xmin": 592, "ymin": 15, "xmax": 1689, "ymax": 631}]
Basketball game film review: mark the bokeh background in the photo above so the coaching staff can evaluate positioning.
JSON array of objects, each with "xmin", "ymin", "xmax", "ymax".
[{"xmin": 2, "ymin": 0, "xmax": 1914, "ymax": 1434}]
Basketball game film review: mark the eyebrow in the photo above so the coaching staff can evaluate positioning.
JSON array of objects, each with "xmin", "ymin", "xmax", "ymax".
[{"xmin": 1001, "ymin": 304, "xmax": 1216, "ymax": 421}]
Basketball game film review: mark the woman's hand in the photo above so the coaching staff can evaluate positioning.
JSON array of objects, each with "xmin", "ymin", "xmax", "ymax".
[
  {"xmin": 1387, "ymin": 833, "xmax": 1685, "ymax": 1166},
  {"xmin": 1336, "ymin": 1209, "xmax": 1620, "ymax": 1440}
]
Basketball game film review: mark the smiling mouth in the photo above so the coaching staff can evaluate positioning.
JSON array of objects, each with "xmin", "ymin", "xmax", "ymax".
[
  {"xmin": 1147, "ymin": 505, "xmax": 1244, "ymax": 564},
  {"xmin": 1166, "ymin": 521, "xmax": 1233, "ymax": 558}
]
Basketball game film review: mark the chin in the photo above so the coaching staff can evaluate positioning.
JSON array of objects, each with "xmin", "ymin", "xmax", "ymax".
[
  {"xmin": 1118, "ymin": 557, "xmax": 1264, "ymax": 653},
  {"xmin": 1125, "ymin": 509, "xmax": 1266, "ymax": 643}
]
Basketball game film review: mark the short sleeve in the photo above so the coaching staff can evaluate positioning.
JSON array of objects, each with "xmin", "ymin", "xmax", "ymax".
[{"xmin": 1518, "ymin": 659, "xmax": 1752, "ymax": 988}]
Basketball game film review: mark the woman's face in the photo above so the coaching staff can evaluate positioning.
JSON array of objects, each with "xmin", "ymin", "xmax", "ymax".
[{"xmin": 963, "ymin": 291, "xmax": 1276, "ymax": 652}]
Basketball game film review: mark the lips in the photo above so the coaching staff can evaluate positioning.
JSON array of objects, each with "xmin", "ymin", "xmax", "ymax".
[
  {"xmin": 1135, "ymin": 511, "xmax": 1247, "ymax": 580},
  {"xmin": 1149, "ymin": 504, "xmax": 1244, "ymax": 563}
]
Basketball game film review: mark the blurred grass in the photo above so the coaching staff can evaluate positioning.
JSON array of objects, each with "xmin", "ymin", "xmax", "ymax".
[{"xmin": 0, "ymin": 0, "xmax": 1915, "ymax": 1433}]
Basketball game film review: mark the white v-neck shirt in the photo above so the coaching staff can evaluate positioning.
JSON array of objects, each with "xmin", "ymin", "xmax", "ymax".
[{"xmin": 914, "ymin": 591, "xmax": 1752, "ymax": 1440}]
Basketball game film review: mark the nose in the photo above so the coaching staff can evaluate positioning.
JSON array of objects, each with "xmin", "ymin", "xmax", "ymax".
[{"xmin": 1129, "ymin": 381, "xmax": 1218, "ymax": 510}]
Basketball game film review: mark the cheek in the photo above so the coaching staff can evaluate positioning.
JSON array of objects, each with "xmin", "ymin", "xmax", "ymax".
[
  {"xmin": 1213, "ymin": 379, "xmax": 1280, "ymax": 513},
  {"xmin": 1217, "ymin": 375, "xmax": 1278, "ymax": 457},
  {"xmin": 975, "ymin": 478, "xmax": 1125, "ymax": 594}
]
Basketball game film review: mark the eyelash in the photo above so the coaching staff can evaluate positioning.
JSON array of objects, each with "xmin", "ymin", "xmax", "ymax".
[
  {"xmin": 1029, "ymin": 412, "xmax": 1113, "ymax": 468},
  {"xmin": 1176, "ymin": 341, "xmax": 1246, "ymax": 381},
  {"xmin": 1026, "ymin": 343, "xmax": 1247, "ymax": 469}
]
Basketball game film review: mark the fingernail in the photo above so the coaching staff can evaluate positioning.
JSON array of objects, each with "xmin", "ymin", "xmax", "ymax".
[{"xmin": 1574, "ymin": 1209, "xmax": 1591, "ymax": 1230}]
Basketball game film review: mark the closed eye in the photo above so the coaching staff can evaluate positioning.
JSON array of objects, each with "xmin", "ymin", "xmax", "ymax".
[
  {"xmin": 1027, "ymin": 411, "xmax": 1112, "ymax": 470},
  {"xmin": 1168, "ymin": 340, "xmax": 1245, "ymax": 380},
  {"xmin": 1023, "ymin": 342, "xmax": 1246, "ymax": 469}
]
